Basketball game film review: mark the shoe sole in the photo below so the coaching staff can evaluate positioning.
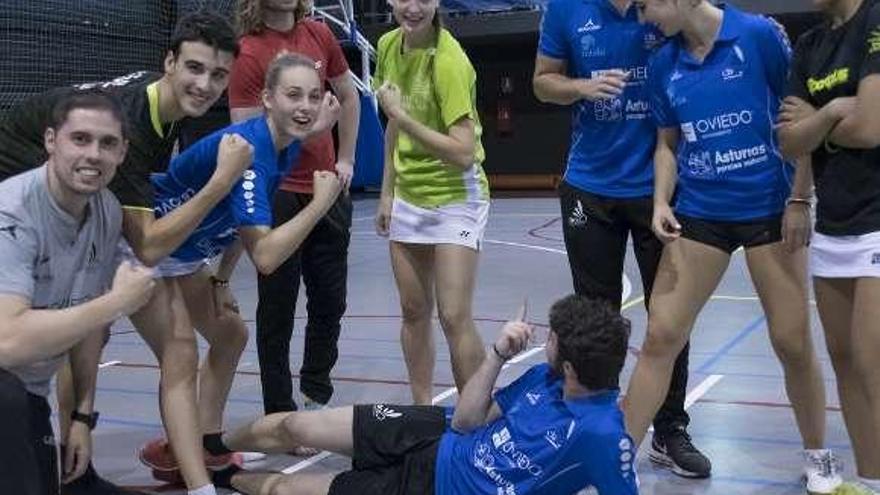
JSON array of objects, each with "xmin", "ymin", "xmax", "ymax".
[
  {"xmin": 138, "ymin": 449, "xmax": 238, "ymax": 472},
  {"xmin": 649, "ymin": 449, "xmax": 711, "ymax": 479},
  {"xmin": 803, "ymin": 473, "xmax": 842, "ymax": 495},
  {"xmin": 137, "ymin": 449, "xmax": 177, "ymax": 472}
]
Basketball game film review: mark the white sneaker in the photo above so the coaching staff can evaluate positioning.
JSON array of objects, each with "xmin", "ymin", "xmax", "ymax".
[{"xmin": 805, "ymin": 450, "xmax": 843, "ymax": 494}]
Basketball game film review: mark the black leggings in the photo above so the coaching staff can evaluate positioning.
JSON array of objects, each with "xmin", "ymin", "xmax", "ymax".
[{"xmin": 559, "ymin": 182, "xmax": 691, "ymax": 434}]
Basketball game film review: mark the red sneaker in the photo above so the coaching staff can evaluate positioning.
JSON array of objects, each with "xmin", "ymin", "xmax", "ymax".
[{"xmin": 138, "ymin": 438, "xmax": 177, "ymax": 472}]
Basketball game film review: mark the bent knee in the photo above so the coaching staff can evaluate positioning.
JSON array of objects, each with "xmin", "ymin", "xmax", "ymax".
[
  {"xmin": 642, "ymin": 318, "xmax": 689, "ymax": 357},
  {"xmin": 438, "ymin": 304, "xmax": 472, "ymax": 332}
]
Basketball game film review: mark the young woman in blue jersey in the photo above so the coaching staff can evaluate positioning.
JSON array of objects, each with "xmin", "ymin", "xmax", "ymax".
[
  {"xmin": 532, "ymin": 0, "xmax": 707, "ymax": 477},
  {"xmin": 133, "ymin": 53, "xmax": 341, "ymax": 495},
  {"xmin": 778, "ymin": 0, "xmax": 880, "ymax": 492},
  {"xmin": 623, "ymin": 1, "xmax": 840, "ymax": 491}
]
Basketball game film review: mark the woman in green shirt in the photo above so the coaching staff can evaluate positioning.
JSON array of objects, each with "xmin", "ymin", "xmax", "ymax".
[{"xmin": 374, "ymin": 0, "xmax": 490, "ymax": 404}]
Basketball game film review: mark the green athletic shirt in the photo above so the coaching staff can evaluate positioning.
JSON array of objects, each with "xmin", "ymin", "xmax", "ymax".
[{"xmin": 374, "ymin": 27, "xmax": 489, "ymax": 208}]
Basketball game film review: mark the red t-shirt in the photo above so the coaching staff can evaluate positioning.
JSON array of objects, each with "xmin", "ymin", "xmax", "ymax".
[{"xmin": 229, "ymin": 19, "xmax": 349, "ymax": 194}]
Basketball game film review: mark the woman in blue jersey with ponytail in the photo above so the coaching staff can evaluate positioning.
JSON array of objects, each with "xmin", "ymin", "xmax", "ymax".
[{"xmin": 622, "ymin": 1, "xmax": 840, "ymax": 491}]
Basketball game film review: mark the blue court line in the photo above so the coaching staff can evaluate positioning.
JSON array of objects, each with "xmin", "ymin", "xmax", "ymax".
[{"xmin": 695, "ymin": 315, "xmax": 767, "ymax": 374}]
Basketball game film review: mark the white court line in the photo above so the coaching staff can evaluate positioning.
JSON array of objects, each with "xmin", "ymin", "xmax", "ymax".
[
  {"xmin": 684, "ymin": 374, "xmax": 724, "ymax": 410},
  {"xmin": 98, "ymin": 360, "xmax": 121, "ymax": 369},
  {"xmin": 483, "ymin": 238, "xmax": 566, "ymax": 255}
]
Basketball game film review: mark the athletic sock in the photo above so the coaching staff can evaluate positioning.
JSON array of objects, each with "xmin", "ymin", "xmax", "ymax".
[
  {"xmin": 203, "ymin": 432, "xmax": 233, "ymax": 456},
  {"xmin": 212, "ymin": 465, "xmax": 243, "ymax": 490},
  {"xmin": 188, "ymin": 484, "xmax": 217, "ymax": 495}
]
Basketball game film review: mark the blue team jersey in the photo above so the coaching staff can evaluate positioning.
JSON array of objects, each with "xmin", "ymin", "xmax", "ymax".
[
  {"xmin": 538, "ymin": 0, "xmax": 663, "ymax": 198},
  {"xmin": 648, "ymin": 5, "xmax": 793, "ymax": 221},
  {"xmin": 152, "ymin": 117, "xmax": 301, "ymax": 262},
  {"xmin": 435, "ymin": 364, "xmax": 638, "ymax": 495}
]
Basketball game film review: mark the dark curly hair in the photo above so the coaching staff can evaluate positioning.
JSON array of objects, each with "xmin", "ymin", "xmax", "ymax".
[
  {"xmin": 549, "ymin": 295, "xmax": 631, "ymax": 390},
  {"xmin": 170, "ymin": 11, "xmax": 240, "ymax": 59}
]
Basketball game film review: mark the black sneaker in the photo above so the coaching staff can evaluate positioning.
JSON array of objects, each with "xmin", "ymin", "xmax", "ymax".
[{"xmin": 649, "ymin": 427, "xmax": 711, "ymax": 479}]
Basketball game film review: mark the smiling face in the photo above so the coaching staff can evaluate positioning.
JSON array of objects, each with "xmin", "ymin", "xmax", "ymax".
[
  {"xmin": 390, "ymin": 0, "xmax": 439, "ymax": 38},
  {"xmin": 44, "ymin": 108, "xmax": 127, "ymax": 196},
  {"xmin": 635, "ymin": 0, "xmax": 689, "ymax": 37},
  {"xmin": 164, "ymin": 41, "xmax": 235, "ymax": 118},
  {"xmin": 263, "ymin": 64, "xmax": 323, "ymax": 141}
]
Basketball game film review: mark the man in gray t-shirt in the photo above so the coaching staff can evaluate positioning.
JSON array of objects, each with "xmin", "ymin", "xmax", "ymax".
[{"xmin": 0, "ymin": 92, "xmax": 155, "ymax": 495}]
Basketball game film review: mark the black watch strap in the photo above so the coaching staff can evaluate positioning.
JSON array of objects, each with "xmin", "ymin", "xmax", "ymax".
[{"xmin": 70, "ymin": 410, "xmax": 99, "ymax": 430}]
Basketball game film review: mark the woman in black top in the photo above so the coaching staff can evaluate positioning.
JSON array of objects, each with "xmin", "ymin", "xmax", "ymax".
[{"xmin": 779, "ymin": 0, "xmax": 880, "ymax": 491}]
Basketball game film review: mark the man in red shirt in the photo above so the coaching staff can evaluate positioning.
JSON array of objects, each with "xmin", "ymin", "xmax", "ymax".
[{"xmin": 230, "ymin": 0, "xmax": 361, "ymax": 419}]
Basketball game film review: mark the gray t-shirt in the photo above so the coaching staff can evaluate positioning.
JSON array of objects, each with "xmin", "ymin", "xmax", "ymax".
[{"xmin": 0, "ymin": 166, "xmax": 122, "ymax": 396}]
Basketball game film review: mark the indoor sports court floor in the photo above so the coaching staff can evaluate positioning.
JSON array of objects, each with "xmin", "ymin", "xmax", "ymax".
[{"xmin": 80, "ymin": 196, "xmax": 854, "ymax": 494}]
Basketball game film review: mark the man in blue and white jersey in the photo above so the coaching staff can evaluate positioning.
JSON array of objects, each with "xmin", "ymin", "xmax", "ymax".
[{"xmin": 203, "ymin": 295, "xmax": 639, "ymax": 495}]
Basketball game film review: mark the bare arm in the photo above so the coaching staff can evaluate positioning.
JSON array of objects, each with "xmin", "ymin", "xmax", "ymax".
[
  {"xmin": 533, "ymin": 54, "xmax": 582, "ymax": 105},
  {"xmin": 452, "ymin": 320, "xmax": 530, "ymax": 432},
  {"xmin": 778, "ymin": 96, "xmax": 846, "ymax": 160},
  {"xmin": 450, "ymin": 352, "xmax": 504, "ymax": 432},
  {"xmin": 533, "ymin": 54, "xmax": 626, "ymax": 106},
  {"xmin": 122, "ymin": 134, "xmax": 254, "ymax": 266},
  {"xmin": 375, "ymin": 119, "xmax": 398, "ymax": 236},
  {"xmin": 0, "ymin": 262, "xmax": 153, "ymax": 368},
  {"xmin": 239, "ymin": 172, "xmax": 341, "ymax": 275},
  {"xmin": 67, "ymin": 329, "xmax": 104, "ymax": 415},
  {"xmin": 828, "ymin": 75, "xmax": 880, "ymax": 148},
  {"xmin": 329, "ymin": 73, "xmax": 361, "ymax": 166},
  {"xmin": 381, "ymin": 119, "xmax": 398, "ymax": 200},
  {"xmin": 653, "ymin": 128, "xmax": 680, "ymax": 206},
  {"xmin": 214, "ymin": 238, "xmax": 243, "ymax": 281}
]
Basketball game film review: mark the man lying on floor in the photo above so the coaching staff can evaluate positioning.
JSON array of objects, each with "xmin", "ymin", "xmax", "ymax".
[{"xmin": 206, "ymin": 294, "xmax": 639, "ymax": 495}]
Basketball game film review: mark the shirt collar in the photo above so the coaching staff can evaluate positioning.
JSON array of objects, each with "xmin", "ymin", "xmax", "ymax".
[
  {"xmin": 247, "ymin": 116, "xmax": 300, "ymax": 170},
  {"xmin": 541, "ymin": 367, "xmax": 621, "ymax": 415},
  {"xmin": 674, "ymin": 3, "xmax": 740, "ymax": 66},
  {"xmin": 716, "ymin": 3, "xmax": 741, "ymax": 43},
  {"xmin": 597, "ymin": 0, "xmax": 638, "ymax": 21}
]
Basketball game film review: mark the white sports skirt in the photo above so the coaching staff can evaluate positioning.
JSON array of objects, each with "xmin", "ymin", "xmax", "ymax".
[
  {"xmin": 389, "ymin": 197, "xmax": 490, "ymax": 251},
  {"xmin": 811, "ymin": 230, "xmax": 880, "ymax": 278},
  {"xmin": 118, "ymin": 239, "xmax": 213, "ymax": 278}
]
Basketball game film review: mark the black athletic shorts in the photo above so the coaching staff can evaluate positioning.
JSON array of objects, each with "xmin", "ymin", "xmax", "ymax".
[
  {"xmin": 678, "ymin": 214, "xmax": 783, "ymax": 254},
  {"xmin": 329, "ymin": 405, "xmax": 446, "ymax": 495}
]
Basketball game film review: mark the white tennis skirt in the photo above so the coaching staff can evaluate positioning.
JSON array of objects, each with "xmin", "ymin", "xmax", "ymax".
[
  {"xmin": 811, "ymin": 230, "xmax": 880, "ymax": 278},
  {"xmin": 118, "ymin": 239, "xmax": 213, "ymax": 278},
  {"xmin": 389, "ymin": 197, "xmax": 490, "ymax": 251}
]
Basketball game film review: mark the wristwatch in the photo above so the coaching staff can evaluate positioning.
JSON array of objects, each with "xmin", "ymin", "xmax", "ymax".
[{"xmin": 71, "ymin": 410, "xmax": 100, "ymax": 430}]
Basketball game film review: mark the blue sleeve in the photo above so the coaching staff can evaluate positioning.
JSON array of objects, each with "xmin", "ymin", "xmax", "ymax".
[
  {"xmin": 167, "ymin": 131, "xmax": 222, "ymax": 189},
  {"xmin": 493, "ymin": 364, "xmax": 549, "ymax": 412},
  {"xmin": 538, "ymin": 0, "xmax": 568, "ymax": 60},
  {"xmin": 230, "ymin": 160, "xmax": 273, "ymax": 228},
  {"xmin": 758, "ymin": 16, "xmax": 793, "ymax": 100},
  {"xmin": 585, "ymin": 432, "xmax": 639, "ymax": 495},
  {"xmin": 647, "ymin": 52, "xmax": 677, "ymax": 128},
  {"xmin": 533, "ymin": 430, "xmax": 638, "ymax": 495}
]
